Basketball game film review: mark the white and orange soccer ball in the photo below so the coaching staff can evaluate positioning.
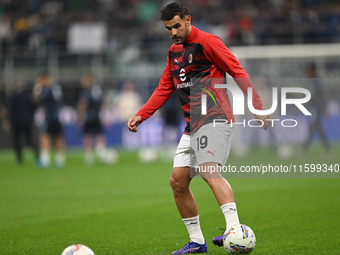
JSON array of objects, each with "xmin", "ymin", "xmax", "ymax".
[
  {"xmin": 223, "ymin": 224, "xmax": 256, "ymax": 254},
  {"xmin": 61, "ymin": 244, "xmax": 95, "ymax": 255}
]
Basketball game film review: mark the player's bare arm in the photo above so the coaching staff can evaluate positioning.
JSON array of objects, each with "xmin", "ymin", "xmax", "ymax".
[{"xmin": 127, "ymin": 114, "xmax": 142, "ymax": 132}]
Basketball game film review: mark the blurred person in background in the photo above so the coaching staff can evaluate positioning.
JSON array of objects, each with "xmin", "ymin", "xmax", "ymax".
[
  {"xmin": 118, "ymin": 80, "xmax": 162, "ymax": 161},
  {"xmin": 78, "ymin": 75, "xmax": 114, "ymax": 164},
  {"xmin": 0, "ymin": 94, "xmax": 8, "ymax": 131},
  {"xmin": 0, "ymin": 14, "xmax": 11, "ymax": 52},
  {"xmin": 161, "ymin": 95, "xmax": 182, "ymax": 161},
  {"xmin": 302, "ymin": 63, "xmax": 332, "ymax": 157},
  {"xmin": 0, "ymin": 91, "xmax": 11, "ymax": 146},
  {"xmin": 116, "ymin": 81, "xmax": 142, "ymax": 122},
  {"xmin": 116, "ymin": 81, "xmax": 142, "ymax": 149},
  {"xmin": 33, "ymin": 73, "xmax": 65, "ymax": 168},
  {"xmin": 5, "ymin": 81, "xmax": 39, "ymax": 164}
]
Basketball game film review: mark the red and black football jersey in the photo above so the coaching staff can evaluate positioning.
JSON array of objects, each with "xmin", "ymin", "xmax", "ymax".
[{"xmin": 137, "ymin": 26, "xmax": 263, "ymax": 134}]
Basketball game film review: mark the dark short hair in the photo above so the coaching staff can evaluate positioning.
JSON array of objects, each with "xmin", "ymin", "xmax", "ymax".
[{"xmin": 160, "ymin": 2, "xmax": 189, "ymax": 21}]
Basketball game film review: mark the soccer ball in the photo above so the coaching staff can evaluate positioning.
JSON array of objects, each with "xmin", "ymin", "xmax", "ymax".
[
  {"xmin": 61, "ymin": 244, "xmax": 95, "ymax": 255},
  {"xmin": 223, "ymin": 224, "xmax": 256, "ymax": 254}
]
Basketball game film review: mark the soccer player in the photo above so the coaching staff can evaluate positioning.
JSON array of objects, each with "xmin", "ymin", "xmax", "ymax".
[
  {"xmin": 33, "ymin": 73, "xmax": 65, "ymax": 168},
  {"xmin": 127, "ymin": 2, "xmax": 269, "ymax": 254},
  {"xmin": 302, "ymin": 63, "xmax": 331, "ymax": 157},
  {"xmin": 6, "ymin": 81, "xmax": 39, "ymax": 164},
  {"xmin": 77, "ymin": 75, "xmax": 108, "ymax": 163}
]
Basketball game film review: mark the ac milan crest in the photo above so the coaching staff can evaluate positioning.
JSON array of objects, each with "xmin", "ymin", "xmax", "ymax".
[{"xmin": 188, "ymin": 54, "xmax": 193, "ymax": 63}]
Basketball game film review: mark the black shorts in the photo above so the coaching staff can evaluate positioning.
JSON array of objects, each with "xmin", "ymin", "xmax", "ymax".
[
  {"xmin": 83, "ymin": 120, "xmax": 103, "ymax": 135},
  {"xmin": 42, "ymin": 121, "xmax": 63, "ymax": 137}
]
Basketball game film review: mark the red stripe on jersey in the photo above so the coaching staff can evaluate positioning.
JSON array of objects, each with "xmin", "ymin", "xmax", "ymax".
[{"xmin": 182, "ymin": 103, "xmax": 190, "ymax": 113}]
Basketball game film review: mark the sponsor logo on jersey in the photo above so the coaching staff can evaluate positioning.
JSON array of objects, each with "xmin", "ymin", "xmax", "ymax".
[
  {"xmin": 177, "ymin": 81, "xmax": 193, "ymax": 89},
  {"xmin": 207, "ymin": 150, "xmax": 215, "ymax": 157}
]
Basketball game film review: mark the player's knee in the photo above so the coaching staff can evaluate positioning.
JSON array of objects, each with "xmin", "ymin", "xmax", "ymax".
[
  {"xmin": 169, "ymin": 175, "xmax": 179, "ymax": 190},
  {"xmin": 169, "ymin": 175, "xmax": 188, "ymax": 193}
]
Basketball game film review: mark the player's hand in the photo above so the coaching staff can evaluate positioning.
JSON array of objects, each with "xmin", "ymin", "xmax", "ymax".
[
  {"xmin": 127, "ymin": 115, "xmax": 142, "ymax": 132},
  {"xmin": 254, "ymin": 114, "xmax": 270, "ymax": 130}
]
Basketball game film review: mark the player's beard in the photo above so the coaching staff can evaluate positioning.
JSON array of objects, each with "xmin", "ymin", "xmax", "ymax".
[
  {"xmin": 172, "ymin": 26, "xmax": 189, "ymax": 44},
  {"xmin": 172, "ymin": 36, "xmax": 183, "ymax": 44}
]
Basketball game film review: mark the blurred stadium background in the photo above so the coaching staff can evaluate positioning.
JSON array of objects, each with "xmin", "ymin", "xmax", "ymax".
[
  {"xmin": 0, "ymin": 1, "xmax": 340, "ymax": 254},
  {"xmin": 0, "ymin": 0, "xmax": 340, "ymax": 153}
]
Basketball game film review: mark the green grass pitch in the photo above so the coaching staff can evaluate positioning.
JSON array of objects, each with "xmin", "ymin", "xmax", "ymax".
[{"xmin": 0, "ymin": 145, "xmax": 339, "ymax": 255}]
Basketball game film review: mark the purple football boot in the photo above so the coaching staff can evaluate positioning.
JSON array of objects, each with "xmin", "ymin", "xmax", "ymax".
[
  {"xmin": 212, "ymin": 227, "xmax": 225, "ymax": 247},
  {"xmin": 172, "ymin": 241, "xmax": 207, "ymax": 254}
]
